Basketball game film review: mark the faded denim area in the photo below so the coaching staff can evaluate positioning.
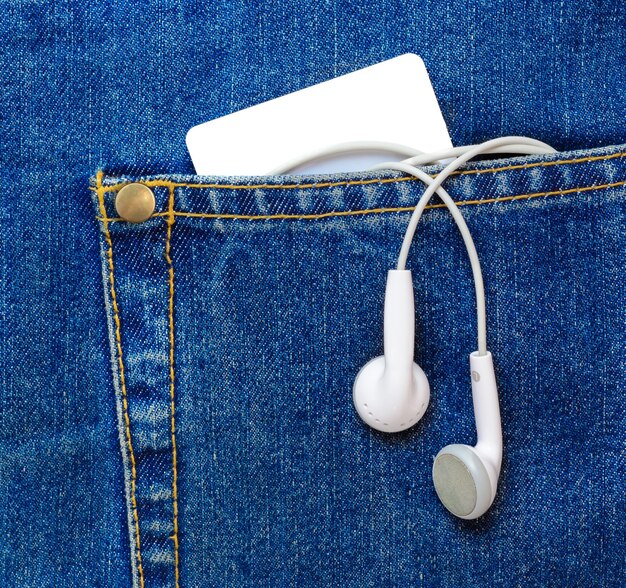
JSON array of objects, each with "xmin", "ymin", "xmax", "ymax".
[
  {"xmin": 93, "ymin": 144, "xmax": 625, "ymax": 587},
  {"xmin": 2, "ymin": 0, "xmax": 626, "ymax": 587}
]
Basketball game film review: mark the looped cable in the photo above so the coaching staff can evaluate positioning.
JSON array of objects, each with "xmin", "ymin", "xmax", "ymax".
[
  {"xmin": 372, "ymin": 136, "xmax": 556, "ymax": 354},
  {"xmin": 273, "ymin": 136, "xmax": 557, "ymax": 354}
]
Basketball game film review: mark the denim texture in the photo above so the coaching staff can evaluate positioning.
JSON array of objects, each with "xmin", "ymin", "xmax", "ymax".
[
  {"xmin": 92, "ymin": 145, "xmax": 626, "ymax": 587},
  {"xmin": 2, "ymin": 1, "xmax": 626, "ymax": 587}
]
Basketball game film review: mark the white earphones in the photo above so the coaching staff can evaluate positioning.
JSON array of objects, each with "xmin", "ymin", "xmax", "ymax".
[
  {"xmin": 275, "ymin": 136, "xmax": 556, "ymax": 519},
  {"xmin": 431, "ymin": 350, "xmax": 502, "ymax": 519},
  {"xmin": 352, "ymin": 269, "xmax": 430, "ymax": 432}
]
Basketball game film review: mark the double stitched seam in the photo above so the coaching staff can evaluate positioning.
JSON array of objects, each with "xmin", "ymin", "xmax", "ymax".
[
  {"xmin": 156, "ymin": 179, "xmax": 626, "ymax": 219},
  {"xmin": 97, "ymin": 151, "xmax": 626, "ymax": 194},
  {"xmin": 95, "ymin": 170, "xmax": 146, "ymax": 588},
  {"xmin": 97, "ymin": 179, "xmax": 626, "ymax": 223},
  {"xmin": 165, "ymin": 185, "xmax": 180, "ymax": 588}
]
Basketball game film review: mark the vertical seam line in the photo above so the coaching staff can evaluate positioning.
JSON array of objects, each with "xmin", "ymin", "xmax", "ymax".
[
  {"xmin": 166, "ymin": 184, "xmax": 180, "ymax": 587},
  {"xmin": 96, "ymin": 170, "xmax": 146, "ymax": 588}
]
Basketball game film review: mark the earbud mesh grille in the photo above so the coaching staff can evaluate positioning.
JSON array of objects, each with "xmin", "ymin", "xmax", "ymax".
[{"xmin": 433, "ymin": 454, "xmax": 477, "ymax": 517}]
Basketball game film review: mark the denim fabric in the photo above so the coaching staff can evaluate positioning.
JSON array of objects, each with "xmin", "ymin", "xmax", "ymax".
[
  {"xmin": 92, "ymin": 144, "xmax": 626, "ymax": 587},
  {"xmin": 2, "ymin": 1, "xmax": 626, "ymax": 587}
]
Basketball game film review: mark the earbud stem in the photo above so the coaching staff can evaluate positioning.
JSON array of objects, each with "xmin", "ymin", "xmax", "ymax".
[
  {"xmin": 470, "ymin": 351, "xmax": 502, "ymax": 473},
  {"xmin": 381, "ymin": 270, "xmax": 416, "ymax": 398},
  {"xmin": 383, "ymin": 270, "xmax": 415, "ymax": 376}
]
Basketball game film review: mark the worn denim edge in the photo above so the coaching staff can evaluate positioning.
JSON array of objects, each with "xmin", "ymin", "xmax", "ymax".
[{"xmin": 89, "ymin": 141, "xmax": 626, "ymax": 188}]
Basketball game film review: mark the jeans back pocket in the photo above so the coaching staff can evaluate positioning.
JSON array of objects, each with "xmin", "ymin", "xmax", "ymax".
[{"xmin": 92, "ymin": 144, "xmax": 626, "ymax": 588}]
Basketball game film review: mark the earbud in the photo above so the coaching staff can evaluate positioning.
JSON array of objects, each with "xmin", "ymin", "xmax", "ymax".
[
  {"xmin": 432, "ymin": 351, "xmax": 502, "ymax": 519},
  {"xmin": 352, "ymin": 270, "xmax": 430, "ymax": 432},
  {"xmin": 344, "ymin": 138, "xmax": 539, "ymax": 521}
]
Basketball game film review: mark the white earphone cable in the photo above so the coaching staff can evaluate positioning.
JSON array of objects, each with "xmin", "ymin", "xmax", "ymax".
[
  {"xmin": 400, "ymin": 139, "xmax": 555, "ymax": 168},
  {"xmin": 268, "ymin": 141, "xmax": 423, "ymax": 175},
  {"xmin": 273, "ymin": 136, "xmax": 557, "ymax": 355},
  {"xmin": 372, "ymin": 136, "xmax": 556, "ymax": 354},
  {"xmin": 373, "ymin": 159, "xmax": 489, "ymax": 354},
  {"xmin": 388, "ymin": 137, "xmax": 556, "ymax": 271}
]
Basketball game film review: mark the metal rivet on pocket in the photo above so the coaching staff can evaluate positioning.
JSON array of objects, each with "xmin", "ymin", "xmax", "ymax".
[{"xmin": 115, "ymin": 183, "xmax": 156, "ymax": 223}]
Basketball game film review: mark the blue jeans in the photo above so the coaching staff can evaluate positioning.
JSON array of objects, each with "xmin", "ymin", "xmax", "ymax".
[
  {"xmin": 93, "ymin": 145, "xmax": 626, "ymax": 587},
  {"xmin": 2, "ymin": 1, "xmax": 625, "ymax": 587}
]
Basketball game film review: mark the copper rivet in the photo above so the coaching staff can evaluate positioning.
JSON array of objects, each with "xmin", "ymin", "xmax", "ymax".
[{"xmin": 115, "ymin": 183, "xmax": 156, "ymax": 223}]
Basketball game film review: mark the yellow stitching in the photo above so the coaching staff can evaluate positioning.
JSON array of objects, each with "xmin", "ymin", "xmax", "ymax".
[
  {"xmin": 97, "ymin": 151, "xmax": 626, "ymax": 193},
  {"xmin": 96, "ymin": 170, "xmax": 146, "ymax": 588},
  {"xmin": 447, "ymin": 150, "xmax": 626, "ymax": 177},
  {"xmin": 154, "ymin": 206, "xmax": 416, "ymax": 221},
  {"xmin": 93, "ymin": 158, "xmax": 625, "ymax": 587},
  {"xmin": 165, "ymin": 185, "xmax": 180, "ymax": 588},
  {"xmin": 100, "ymin": 176, "xmax": 409, "ymax": 192},
  {"xmin": 96, "ymin": 179, "xmax": 626, "ymax": 223}
]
